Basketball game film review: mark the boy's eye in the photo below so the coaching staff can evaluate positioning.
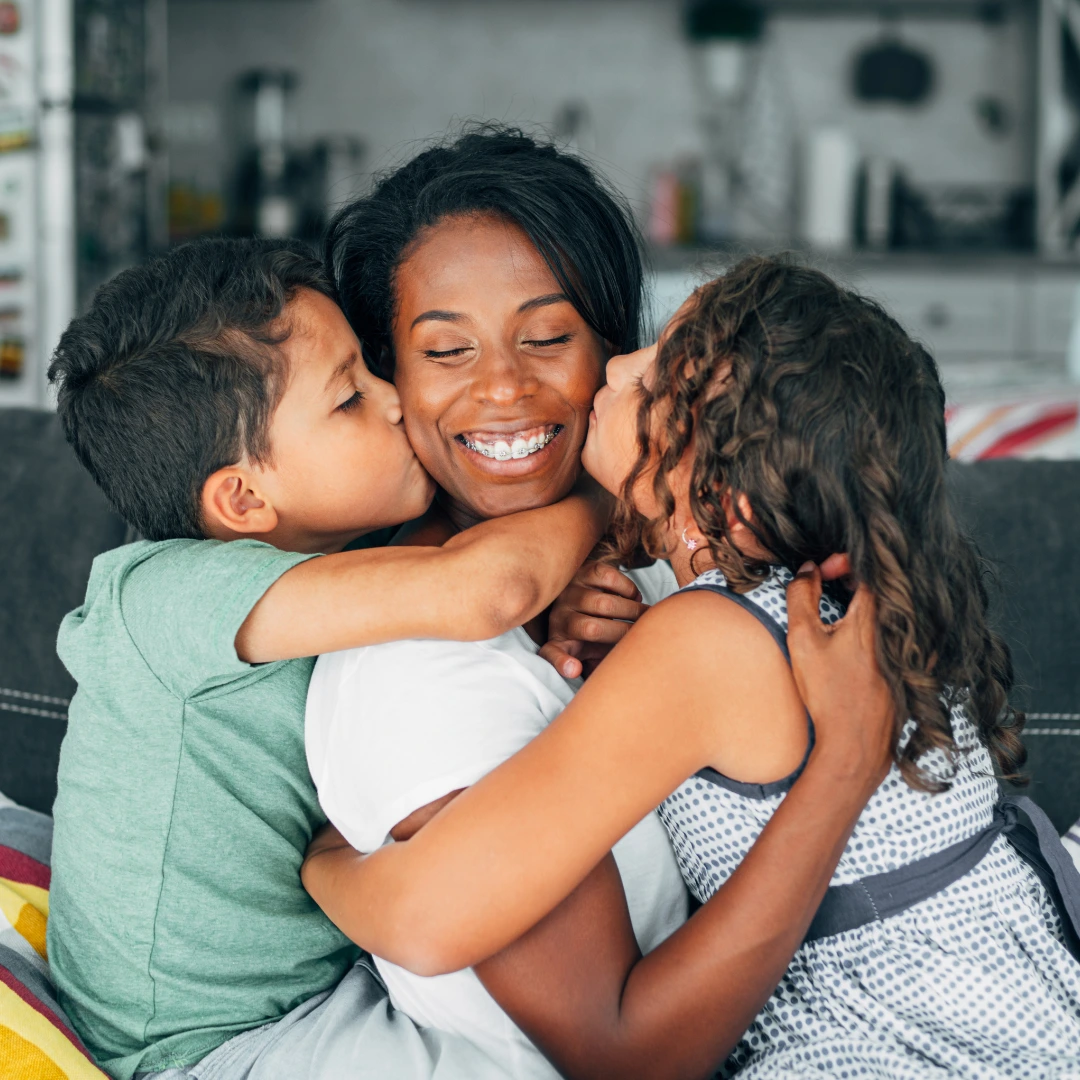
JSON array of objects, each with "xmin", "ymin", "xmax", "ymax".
[
  {"xmin": 337, "ymin": 390, "xmax": 364, "ymax": 413},
  {"xmin": 523, "ymin": 333, "xmax": 573, "ymax": 348}
]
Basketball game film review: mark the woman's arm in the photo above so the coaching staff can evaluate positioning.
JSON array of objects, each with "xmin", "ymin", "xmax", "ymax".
[
  {"xmin": 476, "ymin": 736, "xmax": 868, "ymax": 1080},
  {"xmin": 236, "ymin": 480, "xmax": 609, "ymax": 661},
  {"xmin": 302, "ymin": 565, "xmax": 892, "ymax": 977}
]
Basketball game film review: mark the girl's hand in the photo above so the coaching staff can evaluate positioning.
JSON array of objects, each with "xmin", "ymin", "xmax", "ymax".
[
  {"xmin": 786, "ymin": 561, "xmax": 894, "ymax": 794},
  {"xmin": 304, "ymin": 822, "xmax": 350, "ymax": 864}
]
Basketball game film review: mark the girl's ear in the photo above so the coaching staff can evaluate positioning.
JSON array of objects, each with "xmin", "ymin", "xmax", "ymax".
[
  {"xmin": 723, "ymin": 491, "xmax": 755, "ymax": 540},
  {"xmin": 200, "ymin": 467, "xmax": 279, "ymax": 539}
]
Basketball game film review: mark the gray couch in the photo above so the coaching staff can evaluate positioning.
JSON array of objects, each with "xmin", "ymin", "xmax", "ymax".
[{"xmin": 1, "ymin": 406, "xmax": 1078, "ymax": 829}]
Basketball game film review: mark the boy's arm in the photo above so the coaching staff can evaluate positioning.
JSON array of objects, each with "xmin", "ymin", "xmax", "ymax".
[{"xmin": 236, "ymin": 482, "xmax": 608, "ymax": 662}]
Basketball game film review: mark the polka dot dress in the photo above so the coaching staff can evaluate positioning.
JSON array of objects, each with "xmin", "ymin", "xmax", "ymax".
[{"xmin": 659, "ymin": 567, "xmax": 1080, "ymax": 1079}]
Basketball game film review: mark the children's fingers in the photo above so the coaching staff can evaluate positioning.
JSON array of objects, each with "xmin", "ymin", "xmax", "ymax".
[
  {"xmin": 577, "ymin": 562, "xmax": 643, "ymax": 602},
  {"xmin": 539, "ymin": 640, "xmax": 584, "ymax": 680},
  {"xmin": 563, "ymin": 610, "xmax": 636, "ymax": 645},
  {"xmin": 573, "ymin": 587, "xmax": 649, "ymax": 623}
]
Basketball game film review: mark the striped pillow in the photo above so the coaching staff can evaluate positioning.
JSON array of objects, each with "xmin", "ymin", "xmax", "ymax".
[{"xmin": 0, "ymin": 792, "xmax": 105, "ymax": 1079}]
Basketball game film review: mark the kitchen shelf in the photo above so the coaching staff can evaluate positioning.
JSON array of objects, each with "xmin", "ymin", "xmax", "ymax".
[{"xmin": 751, "ymin": 0, "xmax": 1032, "ymax": 12}]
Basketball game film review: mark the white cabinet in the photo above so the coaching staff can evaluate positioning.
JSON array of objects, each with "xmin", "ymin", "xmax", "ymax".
[
  {"xmin": 1029, "ymin": 278, "xmax": 1078, "ymax": 358},
  {"xmin": 852, "ymin": 273, "xmax": 1023, "ymax": 360},
  {"xmin": 649, "ymin": 260, "xmax": 1080, "ymax": 396}
]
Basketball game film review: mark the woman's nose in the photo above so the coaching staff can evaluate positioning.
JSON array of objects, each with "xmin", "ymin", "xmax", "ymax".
[{"xmin": 469, "ymin": 348, "xmax": 540, "ymax": 406}]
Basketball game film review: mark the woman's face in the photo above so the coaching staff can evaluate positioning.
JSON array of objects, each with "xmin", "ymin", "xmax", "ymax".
[{"xmin": 392, "ymin": 213, "xmax": 606, "ymax": 524}]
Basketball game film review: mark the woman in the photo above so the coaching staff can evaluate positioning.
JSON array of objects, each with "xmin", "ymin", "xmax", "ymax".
[
  {"xmin": 306, "ymin": 231, "xmax": 1080, "ymax": 1076},
  {"xmin": 304, "ymin": 128, "xmax": 894, "ymax": 1080}
]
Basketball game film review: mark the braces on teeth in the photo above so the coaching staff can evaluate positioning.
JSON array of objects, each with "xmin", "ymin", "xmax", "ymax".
[{"xmin": 460, "ymin": 426, "xmax": 562, "ymax": 461}]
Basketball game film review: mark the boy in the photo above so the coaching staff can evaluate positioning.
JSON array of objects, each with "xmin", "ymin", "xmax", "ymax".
[{"xmin": 46, "ymin": 237, "xmax": 607, "ymax": 1080}]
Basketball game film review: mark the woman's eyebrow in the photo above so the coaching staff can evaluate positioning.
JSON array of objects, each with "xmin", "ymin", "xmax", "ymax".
[
  {"xmin": 410, "ymin": 309, "xmax": 464, "ymax": 329},
  {"xmin": 518, "ymin": 292, "xmax": 570, "ymax": 314}
]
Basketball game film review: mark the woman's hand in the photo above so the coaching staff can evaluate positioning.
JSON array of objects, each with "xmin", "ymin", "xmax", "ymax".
[{"xmin": 786, "ymin": 560, "xmax": 894, "ymax": 794}]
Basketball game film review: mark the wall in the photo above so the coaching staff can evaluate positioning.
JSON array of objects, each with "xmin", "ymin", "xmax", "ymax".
[{"xmin": 166, "ymin": 0, "xmax": 1038, "ymax": 228}]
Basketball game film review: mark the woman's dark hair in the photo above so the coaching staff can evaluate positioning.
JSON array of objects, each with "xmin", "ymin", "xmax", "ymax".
[
  {"xmin": 324, "ymin": 124, "xmax": 644, "ymax": 375},
  {"xmin": 610, "ymin": 255, "xmax": 1024, "ymax": 792}
]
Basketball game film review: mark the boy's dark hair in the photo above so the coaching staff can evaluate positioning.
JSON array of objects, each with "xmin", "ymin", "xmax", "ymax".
[
  {"xmin": 49, "ymin": 236, "xmax": 337, "ymax": 542},
  {"xmin": 325, "ymin": 124, "xmax": 644, "ymax": 376}
]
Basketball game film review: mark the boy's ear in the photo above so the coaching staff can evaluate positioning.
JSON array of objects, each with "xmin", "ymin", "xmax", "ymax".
[{"xmin": 200, "ymin": 467, "xmax": 278, "ymax": 539}]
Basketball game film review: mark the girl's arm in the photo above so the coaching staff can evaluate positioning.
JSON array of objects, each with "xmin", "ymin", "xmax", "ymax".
[
  {"xmin": 302, "ymin": 566, "xmax": 892, "ymax": 978},
  {"xmin": 236, "ymin": 480, "xmax": 608, "ymax": 661}
]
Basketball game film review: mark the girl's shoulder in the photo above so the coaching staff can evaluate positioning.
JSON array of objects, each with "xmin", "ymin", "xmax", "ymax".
[
  {"xmin": 684, "ymin": 565, "xmax": 845, "ymax": 638},
  {"xmin": 624, "ymin": 570, "xmax": 811, "ymax": 785}
]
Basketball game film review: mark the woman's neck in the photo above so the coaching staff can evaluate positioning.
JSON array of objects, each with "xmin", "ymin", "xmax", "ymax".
[
  {"xmin": 397, "ymin": 491, "xmax": 546, "ymax": 643},
  {"xmin": 439, "ymin": 491, "xmax": 487, "ymax": 535}
]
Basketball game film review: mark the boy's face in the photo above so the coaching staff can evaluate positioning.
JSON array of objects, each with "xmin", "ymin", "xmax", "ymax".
[{"xmin": 254, "ymin": 288, "xmax": 435, "ymax": 552}]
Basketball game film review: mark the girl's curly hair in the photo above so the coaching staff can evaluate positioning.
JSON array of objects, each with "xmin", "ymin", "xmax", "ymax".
[{"xmin": 609, "ymin": 255, "xmax": 1024, "ymax": 791}]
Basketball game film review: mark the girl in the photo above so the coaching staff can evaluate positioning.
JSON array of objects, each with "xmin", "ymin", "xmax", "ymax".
[{"xmin": 305, "ymin": 255, "xmax": 1080, "ymax": 1079}]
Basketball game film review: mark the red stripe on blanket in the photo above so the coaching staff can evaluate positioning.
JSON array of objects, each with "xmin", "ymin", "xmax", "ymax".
[
  {"xmin": 980, "ymin": 405, "xmax": 1079, "ymax": 460},
  {"xmin": 0, "ymin": 966, "xmax": 96, "ymax": 1060},
  {"xmin": 0, "ymin": 845, "xmax": 50, "ymax": 890}
]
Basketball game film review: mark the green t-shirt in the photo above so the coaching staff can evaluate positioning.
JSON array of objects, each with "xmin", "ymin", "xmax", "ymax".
[{"xmin": 47, "ymin": 539, "xmax": 360, "ymax": 1080}]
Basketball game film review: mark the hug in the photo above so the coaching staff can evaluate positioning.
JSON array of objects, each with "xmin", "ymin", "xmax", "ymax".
[{"xmin": 14, "ymin": 127, "xmax": 1080, "ymax": 1080}]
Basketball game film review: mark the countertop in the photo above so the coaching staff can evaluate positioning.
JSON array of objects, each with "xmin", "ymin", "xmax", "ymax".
[{"xmin": 646, "ymin": 245, "xmax": 1080, "ymax": 277}]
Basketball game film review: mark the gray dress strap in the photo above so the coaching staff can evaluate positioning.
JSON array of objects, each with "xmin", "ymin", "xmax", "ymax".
[
  {"xmin": 681, "ymin": 578, "xmax": 1080, "ymax": 957},
  {"xmin": 681, "ymin": 580, "xmax": 814, "ymax": 799},
  {"xmin": 805, "ymin": 795, "xmax": 1080, "ymax": 956}
]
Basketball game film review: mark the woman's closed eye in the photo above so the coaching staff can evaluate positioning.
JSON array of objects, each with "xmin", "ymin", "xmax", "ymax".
[
  {"xmin": 424, "ymin": 345, "xmax": 474, "ymax": 359},
  {"xmin": 522, "ymin": 333, "xmax": 573, "ymax": 348},
  {"xmin": 421, "ymin": 332, "xmax": 573, "ymax": 359}
]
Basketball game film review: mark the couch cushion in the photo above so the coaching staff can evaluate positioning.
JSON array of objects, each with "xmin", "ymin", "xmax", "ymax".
[
  {"xmin": 0, "ymin": 791, "xmax": 106, "ymax": 1078},
  {"xmin": 0, "ymin": 409, "xmax": 128, "ymax": 814},
  {"xmin": 948, "ymin": 460, "xmax": 1080, "ymax": 832}
]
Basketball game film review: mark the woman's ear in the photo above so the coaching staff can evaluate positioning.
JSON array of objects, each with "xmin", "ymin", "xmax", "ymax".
[{"xmin": 200, "ymin": 467, "xmax": 279, "ymax": 539}]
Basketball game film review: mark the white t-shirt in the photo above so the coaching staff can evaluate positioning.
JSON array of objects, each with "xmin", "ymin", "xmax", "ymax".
[{"xmin": 306, "ymin": 561, "xmax": 687, "ymax": 1080}]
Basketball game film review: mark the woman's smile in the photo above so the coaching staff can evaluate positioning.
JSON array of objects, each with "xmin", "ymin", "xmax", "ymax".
[
  {"xmin": 393, "ymin": 213, "xmax": 606, "ymax": 527},
  {"xmin": 455, "ymin": 423, "xmax": 563, "ymax": 470}
]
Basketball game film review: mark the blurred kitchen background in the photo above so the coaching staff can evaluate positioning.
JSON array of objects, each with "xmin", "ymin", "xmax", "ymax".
[{"xmin": 8, "ymin": 0, "xmax": 1080, "ymax": 458}]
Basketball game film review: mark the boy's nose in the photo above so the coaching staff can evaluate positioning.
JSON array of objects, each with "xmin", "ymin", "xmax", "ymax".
[{"xmin": 372, "ymin": 374, "xmax": 404, "ymax": 424}]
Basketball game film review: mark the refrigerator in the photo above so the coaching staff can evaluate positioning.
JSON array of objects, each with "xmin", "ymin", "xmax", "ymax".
[{"xmin": 0, "ymin": 0, "xmax": 165, "ymax": 410}]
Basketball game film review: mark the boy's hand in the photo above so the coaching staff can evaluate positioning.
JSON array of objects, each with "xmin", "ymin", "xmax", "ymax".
[
  {"xmin": 539, "ymin": 562, "xmax": 649, "ymax": 679},
  {"xmin": 541, "ymin": 553, "xmax": 857, "ymax": 681},
  {"xmin": 786, "ymin": 561, "xmax": 894, "ymax": 793}
]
